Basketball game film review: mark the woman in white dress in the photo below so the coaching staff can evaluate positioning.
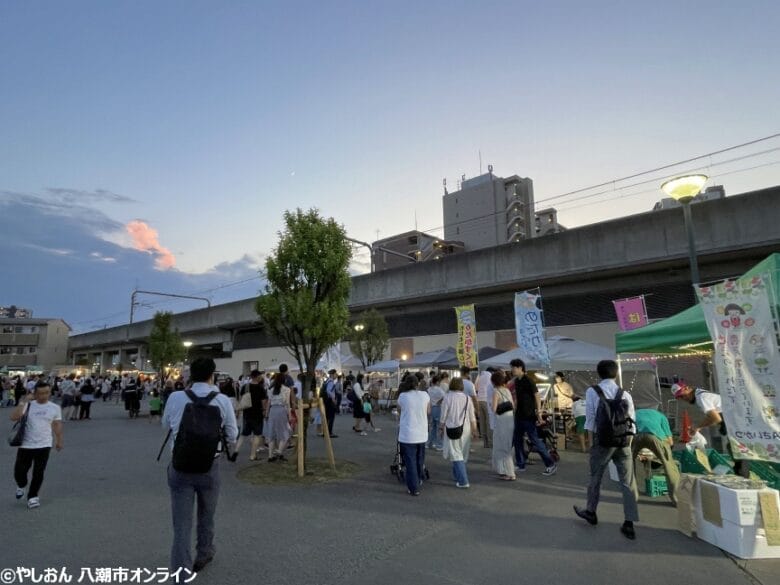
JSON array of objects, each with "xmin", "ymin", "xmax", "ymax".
[
  {"xmin": 439, "ymin": 377, "xmax": 478, "ymax": 488},
  {"xmin": 264, "ymin": 373, "xmax": 292, "ymax": 462},
  {"xmin": 491, "ymin": 371, "xmax": 516, "ymax": 481}
]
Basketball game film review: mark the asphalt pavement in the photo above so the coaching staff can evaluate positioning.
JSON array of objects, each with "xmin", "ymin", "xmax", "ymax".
[{"xmin": 2, "ymin": 400, "xmax": 778, "ymax": 585}]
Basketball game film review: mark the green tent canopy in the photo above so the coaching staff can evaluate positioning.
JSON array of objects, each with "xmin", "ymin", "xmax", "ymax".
[{"xmin": 616, "ymin": 253, "xmax": 780, "ymax": 355}]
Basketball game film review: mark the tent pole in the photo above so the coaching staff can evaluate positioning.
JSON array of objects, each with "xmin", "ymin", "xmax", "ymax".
[{"xmin": 617, "ymin": 356, "xmax": 624, "ymax": 387}]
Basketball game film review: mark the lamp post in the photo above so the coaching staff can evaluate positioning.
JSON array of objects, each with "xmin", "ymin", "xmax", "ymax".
[
  {"xmin": 661, "ymin": 174, "xmax": 708, "ymax": 285},
  {"xmin": 183, "ymin": 340, "xmax": 193, "ymax": 364}
]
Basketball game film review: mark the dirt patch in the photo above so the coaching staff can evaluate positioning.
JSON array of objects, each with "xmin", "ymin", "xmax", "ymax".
[{"xmin": 236, "ymin": 457, "xmax": 361, "ymax": 485}]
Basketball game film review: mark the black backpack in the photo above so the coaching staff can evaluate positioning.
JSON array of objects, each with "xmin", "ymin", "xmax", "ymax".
[
  {"xmin": 172, "ymin": 390, "xmax": 223, "ymax": 473},
  {"xmin": 593, "ymin": 385, "xmax": 635, "ymax": 448}
]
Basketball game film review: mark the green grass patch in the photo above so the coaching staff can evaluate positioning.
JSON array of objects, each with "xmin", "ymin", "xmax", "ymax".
[{"xmin": 236, "ymin": 457, "xmax": 361, "ymax": 486}]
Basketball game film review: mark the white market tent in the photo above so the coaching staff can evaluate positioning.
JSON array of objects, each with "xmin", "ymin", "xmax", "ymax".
[
  {"xmin": 365, "ymin": 359, "xmax": 401, "ymax": 373},
  {"xmin": 481, "ymin": 336, "xmax": 618, "ymax": 370},
  {"xmin": 402, "ymin": 347, "xmax": 457, "ymax": 368},
  {"xmin": 482, "ymin": 336, "xmax": 661, "ymax": 409}
]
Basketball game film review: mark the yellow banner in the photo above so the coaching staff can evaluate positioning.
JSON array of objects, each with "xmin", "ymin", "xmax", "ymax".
[{"xmin": 455, "ymin": 304, "xmax": 479, "ymax": 369}]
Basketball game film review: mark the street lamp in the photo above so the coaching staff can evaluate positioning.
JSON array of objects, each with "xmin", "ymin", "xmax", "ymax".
[
  {"xmin": 661, "ymin": 174, "xmax": 708, "ymax": 285},
  {"xmin": 354, "ymin": 324, "xmax": 365, "ymax": 332},
  {"xmin": 182, "ymin": 341, "xmax": 193, "ymax": 348}
]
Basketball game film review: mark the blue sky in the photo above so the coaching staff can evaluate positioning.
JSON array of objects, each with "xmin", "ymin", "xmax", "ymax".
[{"xmin": 2, "ymin": 1, "xmax": 779, "ymax": 330}]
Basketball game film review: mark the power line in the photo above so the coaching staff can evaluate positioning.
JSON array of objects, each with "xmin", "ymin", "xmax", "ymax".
[
  {"xmin": 414, "ymin": 136, "xmax": 780, "ymax": 235},
  {"xmin": 536, "ymin": 131, "xmax": 780, "ymax": 205}
]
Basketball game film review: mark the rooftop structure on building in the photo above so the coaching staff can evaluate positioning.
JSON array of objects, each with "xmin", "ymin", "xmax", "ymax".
[
  {"xmin": 371, "ymin": 230, "xmax": 464, "ymax": 272},
  {"xmin": 653, "ymin": 185, "xmax": 726, "ymax": 211},
  {"xmin": 443, "ymin": 167, "xmax": 535, "ymax": 250},
  {"xmin": 534, "ymin": 207, "xmax": 567, "ymax": 237},
  {"xmin": 0, "ymin": 306, "xmax": 33, "ymax": 318}
]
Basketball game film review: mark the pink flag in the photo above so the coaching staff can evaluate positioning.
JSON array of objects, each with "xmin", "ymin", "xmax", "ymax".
[{"xmin": 613, "ymin": 296, "xmax": 648, "ymax": 331}]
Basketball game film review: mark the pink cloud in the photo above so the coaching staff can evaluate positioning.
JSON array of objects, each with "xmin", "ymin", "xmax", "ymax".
[{"xmin": 126, "ymin": 220, "xmax": 176, "ymax": 270}]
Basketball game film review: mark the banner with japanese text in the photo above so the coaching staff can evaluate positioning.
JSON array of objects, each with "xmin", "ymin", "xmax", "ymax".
[
  {"xmin": 455, "ymin": 304, "xmax": 479, "ymax": 368},
  {"xmin": 696, "ymin": 275, "xmax": 780, "ymax": 462},
  {"xmin": 613, "ymin": 296, "xmax": 649, "ymax": 331},
  {"xmin": 514, "ymin": 292, "xmax": 551, "ymax": 368}
]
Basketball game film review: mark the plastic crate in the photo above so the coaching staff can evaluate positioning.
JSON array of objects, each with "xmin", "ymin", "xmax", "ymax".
[
  {"xmin": 673, "ymin": 448, "xmax": 735, "ymax": 475},
  {"xmin": 645, "ymin": 475, "xmax": 669, "ymax": 497},
  {"xmin": 750, "ymin": 461, "xmax": 780, "ymax": 490}
]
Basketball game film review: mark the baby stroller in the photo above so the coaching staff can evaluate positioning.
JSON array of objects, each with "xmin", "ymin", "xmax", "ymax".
[
  {"xmin": 389, "ymin": 409, "xmax": 430, "ymax": 483},
  {"xmin": 525, "ymin": 414, "xmax": 560, "ymax": 463}
]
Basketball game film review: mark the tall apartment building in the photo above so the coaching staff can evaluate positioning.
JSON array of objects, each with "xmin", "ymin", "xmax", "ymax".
[
  {"xmin": 0, "ymin": 317, "xmax": 70, "ymax": 373},
  {"xmin": 442, "ymin": 169, "xmax": 535, "ymax": 250}
]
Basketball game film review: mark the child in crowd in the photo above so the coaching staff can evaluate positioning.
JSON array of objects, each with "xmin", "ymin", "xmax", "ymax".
[
  {"xmin": 362, "ymin": 394, "xmax": 380, "ymax": 432},
  {"xmin": 571, "ymin": 395, "xmax": 588, "ymax": 453},
  {"xmin": 148, "ymin": 390, "xmax": 162, "ymax": 423}
]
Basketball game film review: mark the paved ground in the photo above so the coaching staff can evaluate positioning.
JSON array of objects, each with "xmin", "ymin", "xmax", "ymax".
[{"xmin": 2, "ymin": 400, "xmax": 778, "ymax": 585}]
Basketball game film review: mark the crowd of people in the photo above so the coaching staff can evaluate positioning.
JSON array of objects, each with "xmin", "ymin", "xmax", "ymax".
[{"xmin": 9, "ymin": 355, "xmax": 724, "ymax": 572}]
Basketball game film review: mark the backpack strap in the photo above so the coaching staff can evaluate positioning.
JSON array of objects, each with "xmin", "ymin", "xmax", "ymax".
[{"xmin": 184, "ymin": 389, "xmax": 219, "ymax": 405}]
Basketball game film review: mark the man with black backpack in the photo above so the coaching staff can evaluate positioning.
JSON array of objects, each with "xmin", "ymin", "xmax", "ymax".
[
  {"xmin": 573, "ymin": 360, "xmax": 639, "ymax": 540},
  {"xmin": 162, "ymin": 358, "xmax": 238, "ymax": 573}
]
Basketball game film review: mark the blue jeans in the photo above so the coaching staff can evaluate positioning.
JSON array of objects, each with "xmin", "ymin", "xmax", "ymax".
[
  {"xmin": 452, "ymin": 460, "xmax": 469, "ymax": 486},
  {"xmin": 167, "ymin": 460, "xmax": 221, "ymax": 571},
  {"xmin": 428, "ymin": 405, "xmax": 442, "ymax": 448},
  {"xmin": 514, "ymin": 419, "xmax": 554, "ymax": 468},
  {"xmin": 399, "ymin": 442, "xmax": 426, "ymax": 494}
]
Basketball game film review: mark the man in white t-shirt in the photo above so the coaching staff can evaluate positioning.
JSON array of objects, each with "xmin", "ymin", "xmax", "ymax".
[
  {"xmin": 673, "ymin": 382, "xmax": 747, "ymax": 477},
  {"xmin": 397, "ymin": 376, "xmax": 431, "ymax": 496},
  {"xmin": 11, "ymin": 380, "xmax": 63, "ymax": 509},
  {"xmin": 59, "ymin": 374, "xmax": 78, "ymax": 421},
  {"xmin": 475, "ymin": 368, "xmax": 495, "ymax": 448}
]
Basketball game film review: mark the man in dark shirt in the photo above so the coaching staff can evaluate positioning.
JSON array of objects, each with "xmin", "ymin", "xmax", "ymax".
[
  {"xmin": 236, "ymin": 369, "xmax": 268, "ymax": 461},
  {"xmin": 510, "ymin": 359, "xmax": 557, "ymax": 476}
]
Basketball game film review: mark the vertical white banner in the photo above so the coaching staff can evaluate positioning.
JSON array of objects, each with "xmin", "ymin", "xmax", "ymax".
[
  {"xmin": 697, "ymin": 275, "xmax": 780, "ymax": 462},
  {"xmin": 514, "ymin": 291, "xmax": 551, "ymax": 368}
]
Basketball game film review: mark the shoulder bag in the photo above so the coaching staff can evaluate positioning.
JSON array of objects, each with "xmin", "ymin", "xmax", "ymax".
[
  {"xmin": 446, "ymin": 395, "xmax": 469, "ymax": 440},
  {"xmin": 237, "ymin": 391, "xmax": 252, "ymax": 411},
  {"xmin": 8, "ymin": 402, "xmax": 31, "ymax": 447},
  {"xmin": 495, "ymin": 388, "xmax": 514, "ymax": 416}
]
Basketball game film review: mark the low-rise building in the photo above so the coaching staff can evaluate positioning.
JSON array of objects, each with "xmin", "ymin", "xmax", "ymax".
[{"xmin": 0, "ymin": 317, "xmax": 70, "ymax": 373}]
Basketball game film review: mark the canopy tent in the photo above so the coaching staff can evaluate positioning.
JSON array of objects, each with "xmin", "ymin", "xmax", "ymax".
[
  {"xmin": 482, "ymin": 336, "xmax": 660, "ymax": 408},
  {"xmin": 437, "ymin": 346, "xmax": 505, "ymax": 369},
  {"xmin": 365, "ymin": 359, "xmax": 401, "ymax": 373},
  {"xmin": 402, "ymin": 347, "xmax": 457, "ymax": 368},
  {"xmin": 483, "ymin": 336, "xmax": 618, "ymax": 370},
  {"xmin": 615, "ymin": 253, "xmax": 780, "ymax": 354}
]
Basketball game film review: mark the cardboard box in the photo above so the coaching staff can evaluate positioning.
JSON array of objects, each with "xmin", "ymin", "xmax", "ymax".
[{"xmin": 694, "ymin": 479, "xmax": 780, "ymax": 559}]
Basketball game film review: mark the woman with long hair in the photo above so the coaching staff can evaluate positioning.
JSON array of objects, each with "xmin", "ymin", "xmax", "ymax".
[
  {"xmin": 264, "ymin": 373, "xmax": 292, "ymax": 462},
  {"xmin": 439, "ymin": 377, "xmax": 478, "ymax": 488},
  {"xmin": 491, "ymin": 371, "xmax": 516, "ymax": 481}
]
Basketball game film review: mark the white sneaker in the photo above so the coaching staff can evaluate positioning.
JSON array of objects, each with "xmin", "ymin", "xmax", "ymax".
[
  {"xmin": 373, "ymin": 428, "xmax": 381, "ymax": 432},
  {"xmin": 27, "ymin": 497, "xmax": 40, "ymax": 509},
  {"xmin": 15, "ymin": 488, "xmax": 24, "ymax": 500},
  {"xmin": 455, "ymin": 483, "xmax": 470, "ymax": 489},
  {"xmin": 360, "ymin": 432, "xmax": 367, "ymax": 436},
  {"xmin": 543, "ymin": 464, "xmax": 558, "ymax": 476}
]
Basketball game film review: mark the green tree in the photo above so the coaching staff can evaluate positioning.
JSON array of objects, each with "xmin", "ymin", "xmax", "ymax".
[
  {"xmin": 148, "ymin": 311, "xmax": 185, "ymax": 381},
  {"xmin": 255, "ymin": 208, "xmax": 352, "ymax": 456},
  {"xmin": 349, "ymin": 309, "xmax": 390, "ymax": 370}
]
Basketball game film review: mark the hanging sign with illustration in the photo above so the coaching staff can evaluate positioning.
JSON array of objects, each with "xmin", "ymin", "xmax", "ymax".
[{"xmin": 696, "ymin": 275, "xmax": 780, "ymax": 461}]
